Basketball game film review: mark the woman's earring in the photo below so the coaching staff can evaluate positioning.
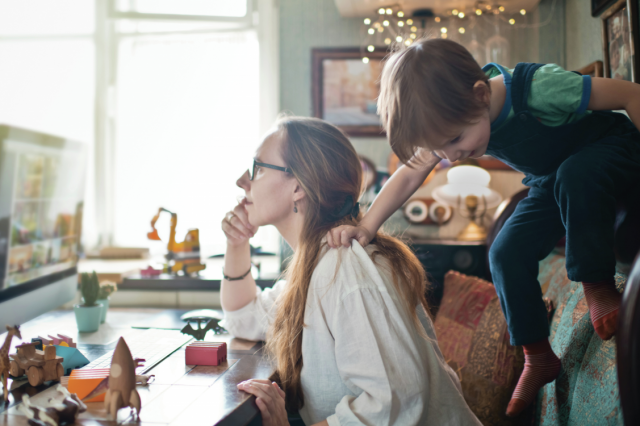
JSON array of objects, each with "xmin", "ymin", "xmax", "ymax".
[{"xmin": 293, "ymin": 201, "xmax": 298, "ymax": 213}]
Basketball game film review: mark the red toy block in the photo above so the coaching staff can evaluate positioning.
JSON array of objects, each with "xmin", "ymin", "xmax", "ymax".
[{"xmin": 185, "ymin": 342, "xmax": 227, "ymax": 366}]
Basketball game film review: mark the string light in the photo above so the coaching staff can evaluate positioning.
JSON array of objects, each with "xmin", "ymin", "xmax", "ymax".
[
  {"xmin": 368, "ymin": 28, "xmax": 375, "ymax": 34},
  {"xmin": 410, "ymin": 33, "xmax": 417, "ymax": 39},
  {"xmin": 362, "ymin": 57, "xmax": 369, "ymax": 63},
  {"xmin": 459, "ymin": 12, "xmax": 465, "ymax": 18},
  {"xmin": 386, "ymin": 8, "xmax": 392, "ymax": 14},
  {"xmin": 364, "ymin": 18, "xmax": 371, "ymax": 25},
  {"xmin": 442, "ymin": 33, "xmax": 448, "ymax": 39},
  {"xmin": 440, "ymin": 27, "xmax": 447, "ymax": 33},
  {"xmin": 411, "ymin": 26, "xmax": 417, "ymax": 32},
  {"xmin": 406, "ymin": 18, "xmax": 413, "ymax": 25},
  {"xmin": 404, "ymin": 39, "xmax": 412, "ymax": 46},
  {"xmin": 520, "ymin": 9, "xmax": 526, "ymax": 15},
  {"xmin": 452, "ymin": 9, "xmax": 459, "ymax": 15},
  {"xmin": 398, "ymin": 21, "xmax": 405, "ymax": 27},
  {"xmin": 384, "ymin": 38, "xmax": 391, "ymax": 44},
  {"xmin": 459, "ymin": 27, "xmax": 465, "ymax": 34},
  {"xmin": 397, "ymin": 11, "xmax": 404, "ymax": 17},
  {"xmin": 378, "ymin": 8, "xmax": 385, "ymax": 14},
  {"xmin": 476, "ymin": 9, "xmax": 482, "ymax": 15},
  {"xmin": 396, "ymin": 35, "xmax": 403, "ymax": 42},
  {"xmin": 367, "ymin": 45, "xmax": 375, "ymax": 52},
  {"xmin": 486, "ymin": 5, "xmax": 492, "ymax": 9},
  {"xmin": 383, "ymin": 20, "xmax": 389, "ymax": 26},
  {"xmin": 509, "ymin": 18, "xmax": 515, "ymax": 24},
  {"xmin": 435, "ymin": 17, "xmax": 441, "ymax": 22},
  {"xmin": 499, "ymin": 6, "xmax": 505, "ymax": 12},
  {"xmin": 377, "ymin": 26, "xmax": 384, "ymax": 32}
]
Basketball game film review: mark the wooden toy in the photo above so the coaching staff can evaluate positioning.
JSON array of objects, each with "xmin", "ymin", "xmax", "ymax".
[
  {"xmin": 140, "ymin": 266, "xmax": 162, "ymax": 277},
  {"xmin": 1, "ymin": 324, "xmax": 22, "ymax": 402},
  {"xmin": 18, "ymin": 384, "xmax": 87, "ymax": 426},
  {"xmin": 147, "ymin": 207, "xmax": 206, "ymax": 276},
  {"xmin": 104, "ymin": 337, "xmax": 141, "ymax": 420},
  {"xmin": 68, "ymin": 368, "xmax": 110, "ymax": 403},
  {"xmin": 9, "ymin": 342, "xmax": 64, "ymax": 387},
  {"xmin": 185, "ymin": 342, "xmax": 227, "ymax": 366},
  {"xmin": 54, "ymin": 346, "xmax": 89, "ymax": 375}
]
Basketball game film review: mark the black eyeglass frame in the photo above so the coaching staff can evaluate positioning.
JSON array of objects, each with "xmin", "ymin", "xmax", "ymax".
[{"xmin": 249, "ymin": 159, "xmax": 293, "ymax": 181}]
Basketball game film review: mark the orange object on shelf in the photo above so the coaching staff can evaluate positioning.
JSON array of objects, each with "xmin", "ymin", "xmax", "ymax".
[{"xmin": 68, "ymin": 368, "xmax": 110, "ymax": 402}]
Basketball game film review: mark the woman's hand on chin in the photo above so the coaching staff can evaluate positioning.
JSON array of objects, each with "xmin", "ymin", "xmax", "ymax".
[
  {"xmin": 237, "ymin": 379, "xmax": 289, "ymax": 426},
  {"xmin": 222, "ymin": 199, "xmax": 259, "ymax": 247}
]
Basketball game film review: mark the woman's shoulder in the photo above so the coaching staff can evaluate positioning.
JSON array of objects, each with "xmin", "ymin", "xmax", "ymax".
[{"xmin": 312, "ymin": 241, "xmax": 392, "ymax": 297}]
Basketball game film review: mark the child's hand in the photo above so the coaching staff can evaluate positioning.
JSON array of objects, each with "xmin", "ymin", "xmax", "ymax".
[
  {"xmin": 326, "ymin": 225, "xmax": 373, "ymax": 248},
  {"xmin": 221, "ymin": 198, "xmax": 258, "ymax": 247}
]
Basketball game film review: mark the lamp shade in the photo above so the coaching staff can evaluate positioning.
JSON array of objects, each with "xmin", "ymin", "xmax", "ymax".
[{"xmin": 432, "ymin": 165, "xmax": 502, "ymax": 209}]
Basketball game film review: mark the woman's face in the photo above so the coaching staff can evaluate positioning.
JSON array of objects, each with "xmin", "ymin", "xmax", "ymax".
[{"xmin": 236, "ymin": 130, "xmax": 298, "ymax": 228}]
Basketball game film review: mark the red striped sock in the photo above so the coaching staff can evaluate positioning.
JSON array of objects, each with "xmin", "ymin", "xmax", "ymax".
[
  {"xmin": 506, "ymin": 340, "xmax": 561, "ymax": 417},
  {"xmin": 582, "ymin": 279, "xmax": 621, "ymax": 340}
]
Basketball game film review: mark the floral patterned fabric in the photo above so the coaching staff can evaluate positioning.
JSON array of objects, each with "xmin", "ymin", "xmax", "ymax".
[{"xmin": 435, "ymin": 248, "xmax": 625, "ymax": 426}]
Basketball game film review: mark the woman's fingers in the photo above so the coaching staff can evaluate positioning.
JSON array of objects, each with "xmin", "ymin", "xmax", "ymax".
[
  {"xmin": 326, "ymin": 230, "xmax": 335, "ymax": 248},
  {"xmin": 222, "ymin": 214, "xmax": 250, "ymax": 240},
  {"xmin": 233, "ymin": 203, "xmax": 258, "ymax": 236},
  {"xmin": 340, "ymin": 228, "xmax": 353, "ymax": 247}
]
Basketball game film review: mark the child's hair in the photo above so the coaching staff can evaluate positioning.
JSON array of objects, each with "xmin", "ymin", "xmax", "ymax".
[
  {"xmin": 378, "ymin": 38, "xmax": 490, "ymax": 164},
  {"xmin": 266, "ymin": 116, "xmax": 430, "ymax": 412}
]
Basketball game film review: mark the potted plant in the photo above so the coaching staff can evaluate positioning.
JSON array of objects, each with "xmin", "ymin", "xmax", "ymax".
[
  {"xmin": 74, "ymin": 271, "xmax": 103, "ymax": 332},
  {"xmin": 97, "ymin": 280, "xmax": 117, "ymax": 324}
]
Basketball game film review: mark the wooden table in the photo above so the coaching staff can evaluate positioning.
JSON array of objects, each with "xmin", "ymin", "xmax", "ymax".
[{"xmin": 0, "ymin": 309, "xmax": 269, "ymax": 425}]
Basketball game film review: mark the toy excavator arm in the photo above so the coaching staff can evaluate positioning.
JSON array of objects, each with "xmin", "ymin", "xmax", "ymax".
[{"xmin": 147, "ymin": 208, "xmax": 178, "ymax": 252}]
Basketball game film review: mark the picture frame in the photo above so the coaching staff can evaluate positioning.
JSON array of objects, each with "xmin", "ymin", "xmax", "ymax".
[
  {"xmin": 592, "ymin": 0, "xmax": 618, "ymax": 17},
  {"xmin": 601, "ymin": 0, "xmax": 640, "ymax": 82},
  {"xmin": 312, "ymin": 47, "xmax": 388, "ymax": 137},
  {"xmin": 576, "ymin": 60, "xmax": 604, "ymax": 77}
]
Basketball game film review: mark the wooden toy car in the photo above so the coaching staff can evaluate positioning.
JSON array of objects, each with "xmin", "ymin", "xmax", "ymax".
[
  {"xmin": 185, "ymin": 342, "xmax": 227, "ymax": 366},
  {"xmin": 9, "ymin": 342, "xmax": 64, "ymax": 386}
]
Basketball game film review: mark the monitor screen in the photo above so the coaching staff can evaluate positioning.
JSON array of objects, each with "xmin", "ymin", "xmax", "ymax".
[{"xmin": 0, "ymin": 125, "xmax": 87, "ymax": 305}]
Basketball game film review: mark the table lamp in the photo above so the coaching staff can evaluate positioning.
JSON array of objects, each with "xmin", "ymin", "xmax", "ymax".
[{"xmin": 432, "ymin": 165, "xmax": 502, "ymax": 241}]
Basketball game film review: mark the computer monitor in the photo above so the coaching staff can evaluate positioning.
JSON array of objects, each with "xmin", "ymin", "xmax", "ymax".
[{"xmin": 0, "ymin": 124, "xmax": 87, "ymax": 327}]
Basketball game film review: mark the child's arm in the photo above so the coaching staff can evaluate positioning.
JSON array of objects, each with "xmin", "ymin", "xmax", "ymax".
[
  {"xmin": 588, "ymin": 77, "xmax": 640, "ymax": 130},
  {"xmin": 327, "ymin": 151, "xmax": 441, "ymax": 248}
]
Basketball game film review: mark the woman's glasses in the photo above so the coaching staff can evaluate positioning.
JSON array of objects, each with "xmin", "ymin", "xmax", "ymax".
[{"xmin": 248, "ymin": 158, "xmax": 293, "ymax": 181}]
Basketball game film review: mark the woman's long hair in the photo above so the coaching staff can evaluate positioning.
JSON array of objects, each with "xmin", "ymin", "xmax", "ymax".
[{"xmin": 267, "ymin": 116, "xmax": 430, "ymax": 412}]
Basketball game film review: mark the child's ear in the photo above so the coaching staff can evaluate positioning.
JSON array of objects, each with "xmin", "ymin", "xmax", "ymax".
[{"xmin": 473, "ymin": 80, "xmax": 491, "ymax": 107}]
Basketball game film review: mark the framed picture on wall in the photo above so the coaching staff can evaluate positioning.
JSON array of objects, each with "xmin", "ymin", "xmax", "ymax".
[
  {"xmin": 312, "ymin": 48, "xmax": 388, "ymax": 137},
  {"xmin": 601, "ymin": 0, "xmax": 640, "ymax": 82},
  {"xmin": 592, "ymin": 0, "xmax": 618, "ymax": 17},
  {"xmin": 576, "ymin": 60, "xmax": 604, "ymax": 77}
]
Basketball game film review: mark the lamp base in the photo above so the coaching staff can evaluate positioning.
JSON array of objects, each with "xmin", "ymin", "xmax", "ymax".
[{"xmin": 457, "ymin": 220, "xmax": 487, "ymax": 241}]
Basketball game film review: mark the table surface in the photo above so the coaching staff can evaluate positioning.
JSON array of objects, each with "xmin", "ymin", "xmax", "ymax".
[{"xmin": 0, "ymin": 308, "xmax": 268, "ymax": 426}]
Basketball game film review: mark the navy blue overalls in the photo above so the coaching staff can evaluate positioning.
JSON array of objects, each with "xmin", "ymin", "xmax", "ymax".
[{"xmin": 483, "ymin": 62, "xmax": 640, "ymax": 346}]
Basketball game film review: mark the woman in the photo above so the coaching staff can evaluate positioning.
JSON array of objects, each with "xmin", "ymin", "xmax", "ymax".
[{"xmin": 221, "ymin": 116, "xmax": 481, "ymax": 426}]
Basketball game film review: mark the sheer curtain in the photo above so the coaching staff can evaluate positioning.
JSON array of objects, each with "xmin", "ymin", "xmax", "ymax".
[{"xmin": 113, "ymin": 30, "xmax": 277, "ymax": 256}]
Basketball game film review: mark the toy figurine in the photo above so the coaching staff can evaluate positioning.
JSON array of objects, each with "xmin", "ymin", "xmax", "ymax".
[
  {"xmin": 180, "ymin": 318, "xmax": 224, "ymax": 340},
  {"xmin": 104, "ymin": 337, "xmax": 141, "ymax": 420},
  {"xmin": 1, "ymin": 324, "xmax": 22, "ymax": 402},
  {"xmin": 147, "ymin": 207, "xmax": 206, "ymax": 276},
  {"xmin": 9, "ymin": 342, "xmax": 64, "ymax": 387},
  {"xmin": 18, "ymin": 384, "xmax": 87, "ymax": 426}
]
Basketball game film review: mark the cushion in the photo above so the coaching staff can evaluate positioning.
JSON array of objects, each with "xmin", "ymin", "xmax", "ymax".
[
  {"xmin": 434, "ymin": 271, "xmax": 532, "ymax": 426},
  {"xmin": 536, "ymin": 273, "xmax": 626, "ymax": 425}
]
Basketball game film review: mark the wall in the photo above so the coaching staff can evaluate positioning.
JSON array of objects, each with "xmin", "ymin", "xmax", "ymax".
[
  {"xmin": 278, "ymin": 0, "xmax": 560, "ymax": 241},
  {"xmin": 565, "ymin": 0, "xmax": 605, "ymax": 70}
]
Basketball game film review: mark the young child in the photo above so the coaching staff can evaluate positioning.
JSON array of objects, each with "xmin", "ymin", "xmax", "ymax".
[{"xmin": 326, "ymin": 38, "xmax": 640, "ymax": 417}]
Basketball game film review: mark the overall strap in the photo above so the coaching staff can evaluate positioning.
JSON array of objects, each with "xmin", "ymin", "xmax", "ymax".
[
  {"xmin": 483, "ymin": 63, "xmax": 512, "ymax": 129},
  {"xmin": 511, "ymin": 63, "xmax": 545, "ymax": 113}
]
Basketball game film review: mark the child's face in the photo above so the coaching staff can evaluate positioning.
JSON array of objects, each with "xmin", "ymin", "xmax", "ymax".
[{"xmin": 432, "ymin": 110, "xmax": 491, "ymax": 162}]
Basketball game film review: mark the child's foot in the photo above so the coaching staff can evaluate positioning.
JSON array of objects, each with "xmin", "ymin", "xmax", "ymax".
[
  {"xmin": 506, "ymin": 340, "xmax": 561, "ymax": 417},
  {"xmin": 582, "ymin": 279, "xmax": 622, "ymax": 340}
]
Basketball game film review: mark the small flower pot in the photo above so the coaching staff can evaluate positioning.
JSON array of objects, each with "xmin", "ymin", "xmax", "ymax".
[
  {"xmin": 73, "ymin": 303, "xmax": 103, "ymax": 332},
  {"xmin": 97, "ymin": 298, "xmax": 109, "ymax": 323}
]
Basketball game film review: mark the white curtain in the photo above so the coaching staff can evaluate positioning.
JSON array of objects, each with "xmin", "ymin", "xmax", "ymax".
[{"xmin": 113, "ymin": 31, "xmax": 277, "ymax": 256}]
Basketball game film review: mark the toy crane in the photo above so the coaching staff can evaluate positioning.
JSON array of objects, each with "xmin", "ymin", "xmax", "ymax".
[{"xmin": 147, "ymin": 208, "xmax": 206, "ymax": 276}]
